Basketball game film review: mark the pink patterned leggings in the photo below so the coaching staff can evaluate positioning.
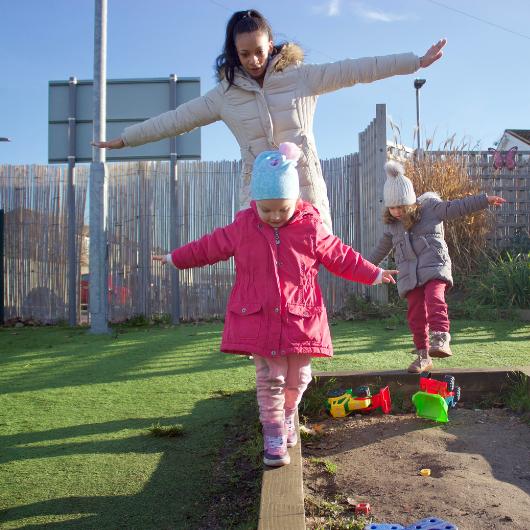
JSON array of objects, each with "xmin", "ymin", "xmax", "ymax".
[{"xmin": 253, "ymin": 354, "xmax": 313, "ymax": 427}]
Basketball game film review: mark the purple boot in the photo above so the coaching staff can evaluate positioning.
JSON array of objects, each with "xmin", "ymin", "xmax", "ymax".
[{"xmin": 262, "ymin": 423, "xmax": 290, "ymax": 467}]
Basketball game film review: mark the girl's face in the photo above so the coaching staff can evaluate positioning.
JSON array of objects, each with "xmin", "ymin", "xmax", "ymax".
[
  {"xmin": 256, "ymin": 198, "xmax": 298, "ymax": 228},
  {"xmin": 235, "ymin": 30, "xmax": 273, "ymax": 81},
  {"xmin": 389, "ymin": 206, "xmax": 405, "ymax": 220}
]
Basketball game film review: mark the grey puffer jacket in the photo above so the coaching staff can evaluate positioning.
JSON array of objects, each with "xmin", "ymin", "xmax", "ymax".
[
  {"xmin": 122, "ymin": 44, "xmax": 420, "ymax": 232},
  {"xmin": 368, "ymin": 193, "xmax": 490, "ymax": 298}
]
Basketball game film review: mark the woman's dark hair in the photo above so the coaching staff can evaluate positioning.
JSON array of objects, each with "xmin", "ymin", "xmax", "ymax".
[{"xmin": 215, "ymin": 9, "xmax": 285, "ymax": 87}]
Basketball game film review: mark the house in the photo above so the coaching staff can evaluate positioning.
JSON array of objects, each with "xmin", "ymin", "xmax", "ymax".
[{"xmin": 496, "ymin": 129, "xmax": 530, "ymax": 151}]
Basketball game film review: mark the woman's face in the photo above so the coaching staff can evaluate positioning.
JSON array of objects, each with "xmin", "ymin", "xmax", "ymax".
[
  {"xmin": 235, "ymin": 30, "xmax": 273, "ymax": 80},
  {"xmin": 256, "ymin": 198, "xmax": 298, "ymax": 228}
]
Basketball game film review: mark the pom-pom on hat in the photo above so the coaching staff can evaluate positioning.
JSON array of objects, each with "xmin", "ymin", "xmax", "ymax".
[
  {"xmin": 383, "ymin": 160, "xmax": 416, "ymax": 207},
  {"xmin": 251, "ymin": 142, "xmax": 301, "ymax": 200}
]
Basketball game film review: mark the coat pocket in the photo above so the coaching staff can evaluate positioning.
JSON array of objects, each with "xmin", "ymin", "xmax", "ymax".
[
  {"xmin": 227, "ymin": 302, "xmax": 262, "ymax": 341},
  {"xmin": 425, "ymin": 237, "xmax": 448, "ymax": 264},
  {"xmin": 286, "ymin": 304, "xmax": 323, "ymax": 343}
]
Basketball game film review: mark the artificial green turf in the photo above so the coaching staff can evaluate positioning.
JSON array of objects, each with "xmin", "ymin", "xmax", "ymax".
[
  {"xmin": 314, "ymin": 319, "xmax": 530, "ymax": 372},
  {"xmin": 0, "ymin": 319, "xmax": 528, "ymax": 528},
  {"xmin": 0, "ymin": 323, "xmax": 256, "ymax": 529}
]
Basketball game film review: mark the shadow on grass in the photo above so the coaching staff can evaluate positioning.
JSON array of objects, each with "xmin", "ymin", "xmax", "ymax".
[
  {"xmin": 0, "ymin": 389, "xmax": 261, "ymax": 529},
  {"xmin": 0, "ymin": 324, "xmax": 252, "ymax": 395},
  {"xmin": 329, "ymin": 320, "xmax": 530, "ymax": 356}
]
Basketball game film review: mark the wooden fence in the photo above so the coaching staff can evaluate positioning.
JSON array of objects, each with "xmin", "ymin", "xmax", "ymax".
[
  {"xmin": 1, "ymin": 105, "xmax": 529, "ymax": 324},
  {"xmin": 0, "ymin": 164, "xmax": 88, "ymax": 323}
]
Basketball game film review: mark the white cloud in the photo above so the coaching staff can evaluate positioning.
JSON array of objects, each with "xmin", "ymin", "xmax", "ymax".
[
  {"xmin": 351, "ymin": 1, "xmax": 412, "ymax": 22},
  {"xmin": 312, "ymin": 0, "xmax": 342, "ymax": 17},
  {"xmin": 311, "ymin": 0, "xmax": 413, "ymax": 22}
]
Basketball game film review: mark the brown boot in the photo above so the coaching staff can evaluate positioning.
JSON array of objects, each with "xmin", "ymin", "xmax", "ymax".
[
  {"xmin": 429, "ymin": 331, "xmax": 452, "ymax": 358},
  {"xmin": 408, "ymin": 349, "xmax": 433, "ymax": 373}
]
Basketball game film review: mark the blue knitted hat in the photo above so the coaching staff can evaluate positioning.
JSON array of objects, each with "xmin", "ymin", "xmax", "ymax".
[{"xmin": 251, "ymin": 142, "xmax": 301, "ymax": 200}]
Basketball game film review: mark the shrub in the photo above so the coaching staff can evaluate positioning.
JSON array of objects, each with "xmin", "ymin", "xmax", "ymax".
[
  {"xmin": 339, "ymin": 294, "xmax": 406, "ymax": 321},
  {"xmin": 466, "ymin": 252, "xmax": 530, "ymax": 308}
]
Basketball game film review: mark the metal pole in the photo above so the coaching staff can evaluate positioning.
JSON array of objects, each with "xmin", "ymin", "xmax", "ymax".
[
  {"xmin": 0, "ymin": 209, "xmax": 4, "ymax": 326},
  {"xmin": 415, "ymin": 87, "xmax": 420, "ymax": 152},
  {"xmin": 89, "ymin": 0, "xmax": 109, "ymax": 333},
  {"xmin": 169, "ymin": 74, "xmax": 181, "ymax": 325},
  {"xmin": 67, "ymin": 76, "xmax": 78, "ymax": 326}
]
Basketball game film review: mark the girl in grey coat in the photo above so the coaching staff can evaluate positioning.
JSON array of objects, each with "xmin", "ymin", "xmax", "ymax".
[
  {"xmin": 368, "ymin": 161, "xmax": 505, "ymax": 373},
  {"xmin": 93, "ymin": 9, "xmax": 446, "ymax": 233}
]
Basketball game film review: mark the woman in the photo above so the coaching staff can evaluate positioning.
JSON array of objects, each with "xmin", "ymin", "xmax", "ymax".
[{"xmin": 94, "ymin": 9, "xmax": 446, "ymax": 232}]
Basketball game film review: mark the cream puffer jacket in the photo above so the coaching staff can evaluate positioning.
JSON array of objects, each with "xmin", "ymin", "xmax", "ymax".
[{"xmin": 122, "ymin": 44, "xmax": 420, "ymax": 231}]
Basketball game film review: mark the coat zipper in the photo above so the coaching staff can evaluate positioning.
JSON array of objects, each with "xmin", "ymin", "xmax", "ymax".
[{"xmin": 274, "ymin": 228, "xmax": 280, "ymax": 246}]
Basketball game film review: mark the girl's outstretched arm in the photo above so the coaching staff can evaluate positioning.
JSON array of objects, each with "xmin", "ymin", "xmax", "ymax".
[
  {"xmin": 366, "ymin": 232, "xmax": 394, "ymax": 266},
  {"xmin": 153, "ymin": 221, "xmax": 240, "ymax": 270},
  {"xmin": 430, "ymin": 193, "xmax": 504, "ymax": 221},
  {"xmin": 314, "ymin": 223, "xmax": 380, "ymax": 285},
  {"xmin": 487, "ymin": 195, "xmax": 506, "ymax": 207}
]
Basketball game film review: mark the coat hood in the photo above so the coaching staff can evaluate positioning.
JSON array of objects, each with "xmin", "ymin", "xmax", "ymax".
[{"xmin": 417, "ymin": 192, "xmax": 442, "ymax": 204}]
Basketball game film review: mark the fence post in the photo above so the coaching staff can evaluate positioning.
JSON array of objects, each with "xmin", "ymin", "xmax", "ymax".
[
  {"xmin": 169, "ymin": 74, "xmax": 181, "ymax": 324},
  {"xmin": 0, "ymin": 208, "xmax": 3, "ymax": 325},
  {"xmin": 374, "ymin": 104, "xmax": 388, "ymax": 303},
  {"xmin": 67, "ymin": 76, "xmax": 78, "ymax": 326},
  {"xmin": 358, "ymin": 105, "xmax": 388, "ymax": 304},
  {"xmin": 89, "ymin": 0, "xmax": 109, "ymax": 334}
]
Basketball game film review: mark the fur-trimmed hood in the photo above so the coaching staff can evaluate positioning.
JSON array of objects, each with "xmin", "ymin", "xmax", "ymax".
[
  {"xmin": 271, "ymin": 43, "xmax": 304, "ymax": 72},
  {"xmin": 217, "ymin": 42, "xmax": 304, "ymax": 81},
  {"xmin": 417, "ymin": 191, "xmax": 442, "ymax": 204}
]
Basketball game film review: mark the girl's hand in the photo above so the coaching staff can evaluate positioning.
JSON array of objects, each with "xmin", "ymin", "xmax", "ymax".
[
  {"xmin": 91, "ymin": 137, "xmax": 125, "ymax": 149},
  {"xmin": 487, "ymin": 195, "xmax": 506, "ymax": 207},
  {"xmin": 152, "ymin": 254, "xmax": 168, "ymax": 265},
  {"xmin": 419, "ymin": 39, "xmax": 447, "ymax": 68},
  {"xmin": 381, "ymin": 270, "xmax": 398, "ymax": 284}
]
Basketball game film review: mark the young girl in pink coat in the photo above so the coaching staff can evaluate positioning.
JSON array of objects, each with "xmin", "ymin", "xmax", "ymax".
[{"xmin": 153, "ymin": 143, "xmax": 396, "ymax": 467}]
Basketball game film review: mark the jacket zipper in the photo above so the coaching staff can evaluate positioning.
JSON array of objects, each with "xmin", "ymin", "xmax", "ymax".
[{"xmin": 274, "ymin": 228, "xmax": 280, "ymax": 246}]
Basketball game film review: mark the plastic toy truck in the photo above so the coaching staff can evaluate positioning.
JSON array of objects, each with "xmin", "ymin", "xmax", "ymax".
[
  {"xmin": 326, "ymin": 386, "xmax": 391, "ymax": 418},
  {"xmin": 412, "ymin": 373, "xmax": 461, "ymax": 423}
]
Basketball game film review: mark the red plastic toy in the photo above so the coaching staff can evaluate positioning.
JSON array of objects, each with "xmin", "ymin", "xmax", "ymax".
[
  {"xmin": 355, "ymin": 502, "xmax": 371, "ymax": 516},
  {"xmin": 419, "ymin": 373, "xmax": 460, "ymax": 403}
]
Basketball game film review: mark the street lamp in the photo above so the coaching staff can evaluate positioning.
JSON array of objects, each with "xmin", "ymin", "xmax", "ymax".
[
  {"xmin": 414, "ymin": 78, "xmax": 426, "ymax": 152},
  {"xmin": 0, "ymin": 137, "xmax": 11, "ymax": 142}
]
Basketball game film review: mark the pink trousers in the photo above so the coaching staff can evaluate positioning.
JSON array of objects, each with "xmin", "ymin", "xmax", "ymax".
[
  {"xmin": 253, "ymin": 354, "xmax": 313, "ymax": 427},
  {"xmin": 406, "ymin": 279, "xmax": 450, "ymax": 350}
]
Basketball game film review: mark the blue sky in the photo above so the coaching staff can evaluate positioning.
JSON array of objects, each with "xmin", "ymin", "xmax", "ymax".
[{"xmin": 1, "ymin": 0, "xmax": 529, "ymax": 164}]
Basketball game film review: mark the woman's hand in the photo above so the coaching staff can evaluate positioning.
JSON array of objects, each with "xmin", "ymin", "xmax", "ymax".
[
  {"xmin": 152, "ymin": 254, "xmax": 169, "ymax": 265},
  {"xmin": 91, "ymin": 137, "xmax": 125, "ymax": 149},
  {"xmin": 419, "ymin": 38, "xmax": 447, "ymax": 68},
  {"xmin": 487, "ymin": 195, "xmax": 506, "ymax": 207},
  {"xmin": 381, "ymin": 269, "xmax": 398, "ymax": 284}
]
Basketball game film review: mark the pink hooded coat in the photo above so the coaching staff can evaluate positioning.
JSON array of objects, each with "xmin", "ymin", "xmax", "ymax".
[{"xmin": 169, "ymin": 201, "xmax": 380, "ymax": 358}]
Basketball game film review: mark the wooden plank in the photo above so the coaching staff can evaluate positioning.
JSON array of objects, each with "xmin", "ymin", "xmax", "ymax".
[{"xmin": 258, "ymin": 412, "xmax": 305, "ymax": 530}]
